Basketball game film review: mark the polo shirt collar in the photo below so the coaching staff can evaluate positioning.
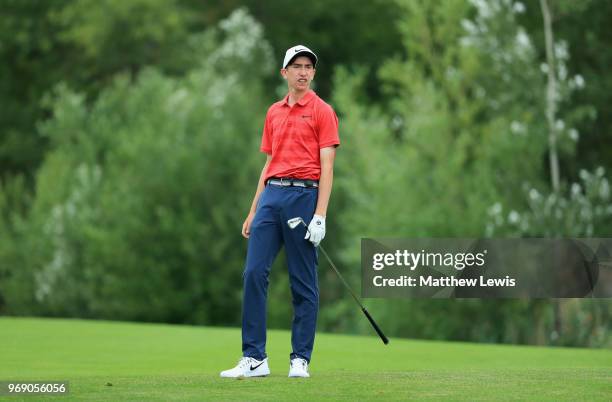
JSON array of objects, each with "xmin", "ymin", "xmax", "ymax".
[{"xmin": 283, "ymin": 90, "xmax": 316, "ymax": 107}]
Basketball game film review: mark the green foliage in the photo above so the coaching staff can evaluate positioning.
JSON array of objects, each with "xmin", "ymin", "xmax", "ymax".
[
  {"xmin": 328, "ymin": 0, "xmax": 610, "ymax": 347},
  {"xmin": 0, "ymin": 0, "xmax": 210, "ymax": 180},
  {"xmin": 55, "ymin": 0, "xmax": 186, "ymax": 56},
  {"xmin": 239, "ymin": 0, "xmax": 404, "ymax": 98},
  {"xmin": 0, "ymin": 175, "xmax": 33, "ymax": 314},
  {"xmin": 488, "ymin": 167, "xmax": 612, "ymax": 237},
  {"xmin": 0, "ymin": 0, "xmax": 68, "ymax": 178},
  {"xmin": 0, "ymin": 9, "xmax": 271, "ymax": 324},
  {"xmin": 334, "ymin": 0, "xmax": 548, "ymax": 241},
  {"xmin": 517, "ymin": 0, "xmax": 612, "ymax": 174}
]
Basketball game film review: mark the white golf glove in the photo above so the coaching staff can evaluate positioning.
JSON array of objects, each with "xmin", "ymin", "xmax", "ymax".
[{"xmin": 305, "ymin": 214, "xmax": 326, "ymax": 247}]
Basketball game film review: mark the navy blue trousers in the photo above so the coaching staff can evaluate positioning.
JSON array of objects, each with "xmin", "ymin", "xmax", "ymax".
[{"xmin": 242, "ymin": 184, "xmax": 319, "ymax": 363}]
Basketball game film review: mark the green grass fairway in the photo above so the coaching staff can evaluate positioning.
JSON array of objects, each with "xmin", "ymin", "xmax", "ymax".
[{"xmin": 0, "ymin": 317, "xmax": 610, "ymax": 401}]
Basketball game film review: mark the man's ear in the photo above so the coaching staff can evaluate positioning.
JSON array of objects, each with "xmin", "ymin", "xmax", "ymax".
[{"xmin": 280, "ymin": 69, "xmax": 288, "ymax": 80}]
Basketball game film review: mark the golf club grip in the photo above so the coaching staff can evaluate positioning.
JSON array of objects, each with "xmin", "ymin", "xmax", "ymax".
[{"xmin": 362, "ymin": 307, "xmax": 389, "ymax": 344}]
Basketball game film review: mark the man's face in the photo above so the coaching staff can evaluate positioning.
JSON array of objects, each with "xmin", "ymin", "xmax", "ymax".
[{"xmin": 281, "ymin": 56, "xmax": 316, "ymax": 92}]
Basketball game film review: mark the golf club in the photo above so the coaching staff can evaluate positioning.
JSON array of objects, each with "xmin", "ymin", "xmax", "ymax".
[{"xmin": 287, "ymin": 217, "xmax": 389, "ymax": 345}]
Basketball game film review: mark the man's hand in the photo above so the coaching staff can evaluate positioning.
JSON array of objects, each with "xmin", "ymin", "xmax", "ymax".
[
  {"xmin": 242, "ymin": 212, "xmax": 255, "ymax": 238},
  {"xmin": 305, "ymin": 214, "xmax": 326, "ymax": 247}
]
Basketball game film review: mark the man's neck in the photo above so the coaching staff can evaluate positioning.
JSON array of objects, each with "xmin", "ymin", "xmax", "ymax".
[{"xmin": 288, "ymin": 89, "xmax": 309, "ymax": 106}]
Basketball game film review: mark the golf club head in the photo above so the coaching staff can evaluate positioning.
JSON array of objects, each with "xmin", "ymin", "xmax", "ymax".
[{"xmin": 287, "ymin": 217, "xmax": 305, "ymax": 229}]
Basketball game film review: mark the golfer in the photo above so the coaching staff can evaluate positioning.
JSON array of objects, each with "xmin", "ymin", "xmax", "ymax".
[{"xmin": 220, "ymin": 45, "xmax": 340, "ymax": 378}]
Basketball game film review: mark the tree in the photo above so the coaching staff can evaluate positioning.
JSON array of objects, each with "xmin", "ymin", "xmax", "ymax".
[
  {"xmin": 326, "ymin": 0, "xmax": 608, "ymax": 346},
  {"xmin": 0, "ymin": 0, "xmax": 203, "ymax": 182},
  {"xmin": 486, "ymin": 0, "xmax": 612, "ymax": 347},
  {"xmin": 0, "ymin": 9, "xmax": 273, "ymax": 325}
]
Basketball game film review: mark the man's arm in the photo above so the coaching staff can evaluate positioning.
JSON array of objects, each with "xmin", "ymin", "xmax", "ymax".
[
  {"xmin": 314, "ymin": 146, "xmax": 336, "ymax": 217},
  {"xmin": 242, "ymin": 154, "xmax": 272, "ymax": 238}
]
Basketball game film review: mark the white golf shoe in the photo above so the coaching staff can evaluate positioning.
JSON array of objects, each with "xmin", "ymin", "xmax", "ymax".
[
  {"xmin": 288, "ymin": 357, "xmax": 310, "ymax": 378},
  {"xmin": 220, "ymin": 357, "xmax": 270, "ymax": 378}
]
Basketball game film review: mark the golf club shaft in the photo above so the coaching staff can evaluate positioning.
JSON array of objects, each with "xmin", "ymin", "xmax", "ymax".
[
  {"xmin": 317, "ymin": 244, "xmax": 363, "ymax": 308},
  {"xmin": 300, "ymin": 221, "xmax": 389, "ymax": 345}
]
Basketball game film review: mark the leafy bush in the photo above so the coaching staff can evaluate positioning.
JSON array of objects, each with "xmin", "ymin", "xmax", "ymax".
[{"xmin": 0, "ymin": 9, "xmax": 272, "ymax": 325}]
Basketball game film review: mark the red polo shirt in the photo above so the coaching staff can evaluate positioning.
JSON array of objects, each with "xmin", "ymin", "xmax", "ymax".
[{"xmin": 260, "ymin": 90, "xmax": 340, "ymax": 181}]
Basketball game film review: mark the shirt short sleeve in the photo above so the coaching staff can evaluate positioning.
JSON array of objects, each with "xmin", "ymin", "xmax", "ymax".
[
  {"xmin": 260, "ymin": 109, "xmax": 273, "ymax": 154},
  {"xmin": 317, "ymin": 102, "xmax": 340, "ymax": 149}
]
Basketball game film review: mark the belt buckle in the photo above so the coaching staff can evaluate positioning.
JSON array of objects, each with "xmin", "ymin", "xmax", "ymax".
[{"xmin": 279, "ymin": 178, "xmax": 291, "ymax": 186}]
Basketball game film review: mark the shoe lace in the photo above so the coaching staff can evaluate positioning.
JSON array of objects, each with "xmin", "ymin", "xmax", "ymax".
[
  {"xmin": 238, "ymin": 357, "xmax": 254, "ymax": 368},
  {"xmin": 291, "ymin": 358, "xmax": 308, "ymax": 371}
]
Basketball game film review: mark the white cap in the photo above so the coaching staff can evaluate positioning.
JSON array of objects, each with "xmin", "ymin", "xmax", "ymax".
[{"xmin": 282, "ymin": 45, "xmax": 318, "ymax": 69}]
